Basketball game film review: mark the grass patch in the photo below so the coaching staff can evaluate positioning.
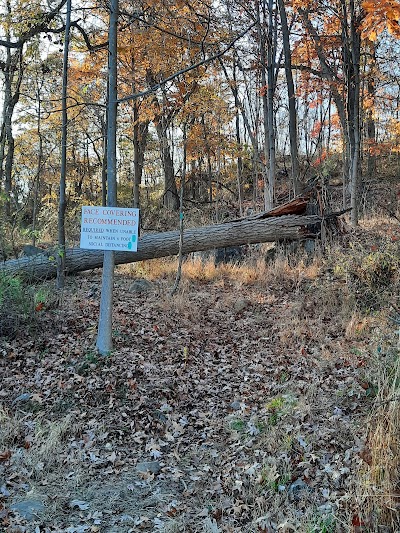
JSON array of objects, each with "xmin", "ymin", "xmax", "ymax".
[
  {"xmin": 0, "ymin": 273, "xmax": 56, "ymax": 339},
  {"xmin": 356, "ymin": 347, "xmax": 400, "ymax": 531},
  {"xmin": 307, "ymin": 513, "xmax": 336, "ymax": 533}
]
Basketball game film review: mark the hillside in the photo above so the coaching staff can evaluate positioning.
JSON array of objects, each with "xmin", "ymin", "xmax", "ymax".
[{"xmin": 1, "ymin": 219, "xmax": 399, "ymax": 532}]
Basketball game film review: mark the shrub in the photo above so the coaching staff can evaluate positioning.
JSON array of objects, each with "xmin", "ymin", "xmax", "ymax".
[
  {"xmin": 0, "ymin": 273, "xmax": 50, "ymax": 339},
  {"xmin": 332, "ymin": 241, "xmax": 400, "ymax": 312}
]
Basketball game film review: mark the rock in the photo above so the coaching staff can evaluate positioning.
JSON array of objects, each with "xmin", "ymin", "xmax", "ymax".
[
  {"xmin": 136, "ymin": 461, "xmax": 161, "ymax": 474},
  {"xmin": 288, "ymin": 479, "xmax": 310, "ymax": 502},
  {"xmin": 69, "ymin": 499, "xmax": 90, "ymax": 510},
  {"xmin": 12, "ymin": 392, "xmax": 33, "ymax": 405},
  {"xmin": 189, "ymin": 250, "xmax": 214, "ymax": 263},
  {"xmin": 129, "ymin": 279, "xmax": 154, "ymax": 293},
  {"xmin": 265, "ymin": 246, "xmax": 277, "ymax": 263},
  {"xmin": 0, "ymin": 485, "xmax": 10, "ymax": 497},
  {"xmin": 230, "ymin": 401, "xmax": 242, "ymax": 411},
  {"xmin": 10, "ymin": 500, "xmax": 45, "ymax": 520},
  {"xmin": 233, "ymin": 298, "xmax": 249, "ymax": 314}
]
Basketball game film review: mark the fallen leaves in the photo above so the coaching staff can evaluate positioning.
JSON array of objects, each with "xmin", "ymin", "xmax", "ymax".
[
  {"xmin": 0, "ymin": 269, "xmax": 380, "ymax": 531},
  {"xmin": 0, "ymin": 450, "xmax": 11, "ymax": 461}
]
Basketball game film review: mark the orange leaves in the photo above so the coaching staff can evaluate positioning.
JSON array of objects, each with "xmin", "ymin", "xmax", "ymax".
[
  {"xmin": 310, "ymin": 120, "xmax": 323, "ymax": 139},
  {"xmin": 312, "ymin": 149, "xmax": 328, "ymax": 167},
  {"xmin": 365, "ymin": 140, "xmax": 395, "ymax": 156},
  {"xmin": 390, "ymin": 119, "xmax": 400, "ymax": 137},
  {"xmin": 35, "ymin": 302, "xmax": 45, "ymax": 312},
  {"xmin": 362, "ymin": 0, "xmax": 400, "ymax": 41},
  {"xmin": 308, "ymin": 95, "xmax": 323, "ymax": 109}
]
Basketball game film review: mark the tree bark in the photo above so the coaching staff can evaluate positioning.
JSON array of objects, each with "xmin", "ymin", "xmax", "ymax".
[
  {"xmin": 0, "ymin": 214, "xmax": 321, "ymax": 280},
  {"xmin": 344, "ymin": 0, "xmax": 361, "ymax": 226},
  {"xmin": 256, "ymin": 0, "xmax": 272, "ymax": 210},
  {"xmin": 132, "ymin": 102, "xmax": 148, "ymax": 209},
  {"xmin": 32, "ymin": 85, "xmax": 43, "ymax": 247},
  {"xmin": 57, "ymin": 0, "xmax": 72, "ymax": 290},
  {"xmin": 154, "ymin": 117, "xmax": 179, "ymax": 210},
  {"xmin": 266, "ymin": 0, "xmax": 277, "ymax": 209},
  {"xmin": 0, "ymin": 46, "xmax": 23, "ymax": 217},
  {"xmin": 277, "ymin": 0, "xmax": 301, "ymax": 196}
]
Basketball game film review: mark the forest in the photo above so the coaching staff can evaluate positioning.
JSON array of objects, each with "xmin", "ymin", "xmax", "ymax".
[{"xmin": 1, "ymin": 0, "xmax": 400, "ymax": 531}]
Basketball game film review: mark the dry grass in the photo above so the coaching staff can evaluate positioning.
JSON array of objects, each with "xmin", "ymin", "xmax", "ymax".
[
  {"xmin": 0, "ymin": 410, "xmax": 75, "ymax": 477},
  {"xmin": 120, "ymin": 256, "xmax": 178, "ymax": 280},
  {"xmin": 356, "ymin": 350, "xmax": 400, "ymax": 531},
  {"xmin": 344, "ymin": 313, "xmax": 378, "ymax": 341},
  {"xmin": 121, "ymin": 245, "xmax": 323, "ymax": 292},
  {"xmin": 0, "ymin": 406, "xmax": 22, "ymax": 447}
]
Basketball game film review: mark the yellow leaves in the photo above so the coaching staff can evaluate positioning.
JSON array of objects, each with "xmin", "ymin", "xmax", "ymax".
[
  {"xmin": 388, "ymin": 118, "xmax": 400, "ymax": 137},
  {"xmin": 362, "ymin": 95, "xmax": 375, "ymax": 113}
]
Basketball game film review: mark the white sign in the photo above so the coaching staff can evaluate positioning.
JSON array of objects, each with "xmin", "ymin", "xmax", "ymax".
[{"xmin": 80, "ymin": 206, "xmax": 139, "ymax": 251}]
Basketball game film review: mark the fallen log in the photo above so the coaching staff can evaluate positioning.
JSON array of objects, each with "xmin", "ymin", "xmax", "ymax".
[{"xmin": 0, "ymin": 214, "xmax": 321, "ymax": 281}]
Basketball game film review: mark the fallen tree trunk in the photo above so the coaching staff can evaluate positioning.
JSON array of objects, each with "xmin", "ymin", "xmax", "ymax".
[{"xmin": 0, "ymin": 214, "xmax": 320, "ymax": 281}]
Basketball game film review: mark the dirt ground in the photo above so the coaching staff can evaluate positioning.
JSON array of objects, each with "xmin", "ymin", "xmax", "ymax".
[{"xmin": 0, "ymin": 239, "xmax": 399, "ymax": 532}]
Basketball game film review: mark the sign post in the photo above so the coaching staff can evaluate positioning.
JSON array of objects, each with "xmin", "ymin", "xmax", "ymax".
[
  {"xmin": 79, "ymin": 205, "xmax": 139, "ymax": 356},
  {"xmin": 94, "ymin": 0, "xmax": 119, "ymax": 356}
]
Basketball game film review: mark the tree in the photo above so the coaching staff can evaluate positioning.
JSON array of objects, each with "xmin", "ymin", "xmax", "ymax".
[
  {"xmin": 0, "ymin": 212, "xmax": 323, "ymax": 280},
  {"xmin": 57, "ymin": 0, "xmax": 72, "ymax": 289},
  {"xmin": 297, "ymin": 0, "xmax": 363, "ymax": 224},
  {"xmin": 0, "ymin": 0, "xmax": 67, "ymax": 217},
  {"xmin": 277, "ymin": 0, "xmax": 301, "ymax": 195}
]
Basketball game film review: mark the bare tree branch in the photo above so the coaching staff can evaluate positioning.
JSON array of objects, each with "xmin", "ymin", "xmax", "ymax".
[
  {"xmin": 117, "ymin": 22, "xmax": 256, "ymax": 104},
  {"xmin": 0, "ymin": 0, "xmax": 67, "ymax": 49},
  {"xmin": 70, "ymin": 21, "xmax": 108, "ymax": 51}
]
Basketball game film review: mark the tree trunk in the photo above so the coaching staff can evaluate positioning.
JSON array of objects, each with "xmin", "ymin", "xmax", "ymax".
[
  {"xmin": 346, "ymin": 0, "xmax": 361, "ymax": 226},
  {"xmin": 32, "ymin": 87, "xmax": 43, "ymax": 247},
  {"xmin": 277, "ymin": 0, "xmax": 301, "ymax": 196},
  {"xmin": 57, "ymin": 0, "xmax": 72, "ymax": 290},
  {"xmin": 256, "ymin": 0, "xmax": 271, "ymax": 210},
  {"xmin": 154, "ymin": 117, "xmax": 178, "ymax": 210},
  {"xmin": 132, "ymin": 102, "xmax": 148, "ymax": 209},
  {"xmin": 101, "ymin": 114, "xmax": 108, "ymax": 207},
  {"xmin": 0, "ymin": 214, "xmax": 321, "ymax": 280},
  {"xmin": 365, "ymin": 43, "xmax": 376, "ymax": 179},
  {"xmin": 266, "ymin": 0, "xmax": 277, "ymax": 209},
  {"xmin": 235, "ymin": 105, "xmax": 244, "ymax": 217},
  {"xmin": 0, "ymin": 46, "xmax": 23, "ymax": 217}
]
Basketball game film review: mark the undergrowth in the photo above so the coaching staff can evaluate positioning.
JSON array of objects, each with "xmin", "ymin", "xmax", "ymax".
[
  {"xmin": 0, "ymin": 273, "xmax": 52, "ymax": 339},
  {"xmin": 355, "ymin": 344, "xmax": 400, "ymax": 531}
]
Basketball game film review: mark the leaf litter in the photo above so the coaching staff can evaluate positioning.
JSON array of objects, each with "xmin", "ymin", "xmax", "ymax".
[{"xmin": 0, "ymin": 255, "xmax": 393, "ymax": 532}]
